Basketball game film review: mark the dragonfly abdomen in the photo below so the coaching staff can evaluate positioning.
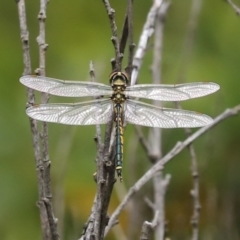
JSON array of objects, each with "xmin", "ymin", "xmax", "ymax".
[{"xmin": 114, "ymin": 103, "xmax": 124, "ymax": 182}]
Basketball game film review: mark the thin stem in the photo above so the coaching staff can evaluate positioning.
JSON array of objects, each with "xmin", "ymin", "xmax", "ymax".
[
  {"xmin": 37, "ymin": 1, "xmax": 59, "ymax": 240},
  {"xmin": 131, "ymin": 0, "xmax": 164, "ymax": 85},
  {"xmin": 119, "ymin": 14, "xmax": 129, "ymax": 55},
  {"xmin": 177, "ymin": 0, "xmax": 202, "ymax": 84},
  {"xmin": 126, "ymin": 0, "xmax": 135, "ymax": 77},
  {"xmin": 102, "ymin": 0, "xmax": 122, "ymax": 71},
  {"xmin": 189, "ymin": 143, "xmax": 201, "ymax": 240},
  {"xmin": 81, "ymin": 3, "xmax": 124, "ymax": 239},
  {"xmin": 17, "ymin": 0, "xmax": 59, "ymax": 239},
  {"xmin": 139, "ymin": 211, "xmax": 160, "ymax": 240},
  {"xmin": 175, "ymin": 0, "xmax": 202, "ymax": 238},
  {"xmin": 89, "ymin": 61, "xmax": 102, "ymax": 147},
  {"xmin": 150, "ymin": 2, "xmax": 171, "ymax": 240}
]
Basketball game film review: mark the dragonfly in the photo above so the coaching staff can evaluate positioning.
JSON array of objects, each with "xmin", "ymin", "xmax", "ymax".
[{"xmin": 20, "ymin": 71, "xmax": 220, "ymax": 181}]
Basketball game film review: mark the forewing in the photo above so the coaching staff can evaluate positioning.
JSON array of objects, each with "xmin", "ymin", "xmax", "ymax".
[
  {"xmin": 20, "ymin": 75, "xmax": 112, "ymax": 97},
  {"xmin": 26, "ymin": 99, "xmax": 113, "ymax": 125},
  {"xmin": 124, "ymin": 99, "xmax": 213, "ymax": 128},
  {"xmin": 126, "ymin": 82, "xmax": 220, "ymax": 101}
]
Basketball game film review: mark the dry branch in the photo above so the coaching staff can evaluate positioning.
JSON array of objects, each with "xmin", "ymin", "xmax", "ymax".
[
  {"xmin": 102, "ymin": 0, "xmax": 122, "ymax": 71},
  {"xmin": 131, "ymin": 0, "xmax": 164, "ymax": 85},
  {"xmin": 80, "ymin": 2, "xmax": 127, "ymax": 238},
  {"xmin": 17, "ymin": 1, "xmax": 59, "ymax": 239},
  {"xmin": 150, "ymin": 2, "xmax": 170, "ymax": 240},
  {"xmin": 175, "ymin": 0, "xmax": 202, "ymax": 238},
  {"xmin": 119, "ymin": 0, "xmax": 135, "ymax": 76},
  {"xmin": 140, "ymin": 211, "xmax": 159, "ymax": 240}
]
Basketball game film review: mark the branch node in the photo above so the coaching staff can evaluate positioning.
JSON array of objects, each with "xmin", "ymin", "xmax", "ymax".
[
  {"xmin": 192, "ymin": 171, "xmax": 199, "ymax": 178},
  {"xmin": 38, "ymin": 11, "xmax": 46, "ymax": 20},
  {"xmin": 34, "ymin": 68, "xmax": 41, "ymax": 75},
  {"xmin": 110, "ymin": 58, "xmax": 117, "ymax": 70},
  {"xmin": 105, "ymin": 160, "xmax": 113, "ymax": 167}
]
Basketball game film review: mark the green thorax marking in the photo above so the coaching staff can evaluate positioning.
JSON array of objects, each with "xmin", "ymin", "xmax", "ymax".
[{"xmin": 110, "ymin": 71, "xmax": 128, "ymax": 104}]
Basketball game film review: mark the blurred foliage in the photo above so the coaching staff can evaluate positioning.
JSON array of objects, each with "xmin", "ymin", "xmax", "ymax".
[{"xmin": 1, "ymin": 0, "xmax": 240, "ymax": 239}]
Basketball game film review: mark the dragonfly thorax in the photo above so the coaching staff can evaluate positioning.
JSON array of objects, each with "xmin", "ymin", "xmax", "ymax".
[
  {"xmin": 111, "ymin": 91, "xmax": 126, "ymax": 104},
  {"xmin": 110, "ymin": 72, "xmax": 128, "ymax": 104},
  {"xmin": 109, "ymin": 71, "xmax": 129, "ymax": 86}
]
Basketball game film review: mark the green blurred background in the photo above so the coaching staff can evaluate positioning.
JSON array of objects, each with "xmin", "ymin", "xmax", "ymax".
[{"xmin": 1, "ymin": 0, "xmax": 240, "ymax": 239}]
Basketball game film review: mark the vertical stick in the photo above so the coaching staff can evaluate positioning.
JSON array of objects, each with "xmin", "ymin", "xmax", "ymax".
[
  {"xmin": 150, "ymin": 2, "xmax": 170, "ymax": 240},
  {"xmin": 17, "ymin": 0, "xmax": 59, "ymax": 239},
  {"xmin": 131, "ymin": 0, "xmax": 163, "ymax": 85},
  {"xmin": 102, "ymin": 0, "xmax": 122, "ymax": 71},
  {"xmin": 36, "ymin": 1, "xmax": 60, "ymax": 239},
  {"xmin": 176, "ymin": 0, "xmax": 202, "ymax": 238}
]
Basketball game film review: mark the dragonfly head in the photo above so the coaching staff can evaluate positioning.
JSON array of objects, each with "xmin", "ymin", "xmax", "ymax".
[{"xmin": 109, "ymin": 72, "xmax": 129, "ymax": 87}]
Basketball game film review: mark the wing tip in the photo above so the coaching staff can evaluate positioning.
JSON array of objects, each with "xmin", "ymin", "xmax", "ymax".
[
  {"xmin": 202, "ymin": 82, "xmax": 220, "ymax": 92},
  {"xmin": 195, "ymin": 111, "xmax": 214, "ymax": 125}
]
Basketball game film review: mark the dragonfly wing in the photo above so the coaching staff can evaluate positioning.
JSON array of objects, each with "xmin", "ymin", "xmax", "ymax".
[
  {"xmin": 124, "ymin": 99, "xmax": 213, "ymax": 128},
  {"xmin": 126, "ymin": 82, "xmax": 220, "ymax": 101},
  {"xmin": 26, "ymin": 99, "xmax": 113, "ymax": 125},
  {"xmin": 20, "ymin": 75, "xmax": 112, "ymax": 97}
]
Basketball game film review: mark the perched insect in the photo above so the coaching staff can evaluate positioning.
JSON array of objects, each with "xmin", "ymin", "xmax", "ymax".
[{"xmin": 20, "ymin": 72, "xmax": 220, "ymax": 181}]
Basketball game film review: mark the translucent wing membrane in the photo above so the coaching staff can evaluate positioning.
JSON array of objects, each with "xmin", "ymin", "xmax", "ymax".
[
  {"xmin": 26, "ymin": 99, "xmax": 113, "ymax": 125},
  {"xmin": 21, "ymin": 74, "xmax": 219, "ymax": 127},
  {"xmin": 126, "ymin": 82, "xmax": 220, "ymax": 101},
  {"xmin": 124, "ymin": 99, "xmax": 213, "ymax": 128},
  {"xmin": 20, "ymin": 75, "xmax": 112, "ymax": 97}
]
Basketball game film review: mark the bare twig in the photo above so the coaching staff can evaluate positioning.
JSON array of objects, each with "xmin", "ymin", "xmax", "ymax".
[
  {"xmin": 83, "ymin": 62, "xmax": 106, "ymax": 240},
  {"xmin": 131, "ymin": 0, "xmax": 164, "ymax": 85},
  {"xmin": 79, "ymin": 195, "xmax": 98, "ymax": 240},
  {"xmin": 153, "ymin": 169, "xmax": 171, "ymax": 240},
  {"xmin": 81, "ymin": 91, "xmax": 115, "ymax": 240},
  {"xmin": 17, "ymin": 0, "xmax": 32, "ymax": 76},
  {"xmin": 144, "ymin": 197, "xmax": 155, "ymax": 210},
  {"xmin": 102, "ymin": 0, "xmax": 122, "ymax": 71},
  {"xmin": 105, "ymin": 104, "xmax": 240, "ymax": 235},
  {"xmin": 86, "ymin": 3, "xmax": 140, "ymax": 238},
  {"xmin": 36, "ymin": 1, "xmax": 59, "ymax": 240},
  {"xmin": 130, "ymin": 11, "xmax": 169, "ymax": 232},
  {"xmin": 36, "ymin": 0, "xmax": 49, "ymax": 77},
  {"xmin": 119, "ymin": 14, "xmax": 129, "ymax": 55},
  {"xmin": 17, "ymin": 0, "xmax": 47, "ymax": 238},
  {"xmin": 149, "ymin": 3, "xmax": 170, "ymax": 239},
  {"xmin": 175, "ymin": 102, "xmax": 201, "ymax": 240},
  {"xmin": 175, "ymin": 0, "xmax": 202, "ymax": 238},
  {"xmin": 83, "ymin": 120, "xmax": 115, "ymax": 240},
  {"xmin": 81, "ymin": 3, "xmax": 127, "ymax": 239},
  {"xmin": 119, "ymin": 0, "xmax": 135, "ymax": 76},
  {"xmin": 89, "ymin": 61, "xmax": 103, "ymax": 147},
  {"xmin": 189, "ymin": 142, "xmax": 201, "ymax": 240},
  {"xmin": 139, "ymin": 211, "xmax": 160, "ymax": 240},
  {"xmin": 17, "ymin": 0, "xmax": 59, "ymax": 239},
  {"xmin": 89, "ymin": 61, "xmax": 96, "ymax": 80},
  {"xmin": 225, "ymin": 0, "xmax": 240, "ymax": 15},
  {"xmin": 81, "ymin": 126, "xmax": 115, "ymax": 240},
  {"xmin": 127, "ymin": 0, "xmax": 135, "ymax": 77}
]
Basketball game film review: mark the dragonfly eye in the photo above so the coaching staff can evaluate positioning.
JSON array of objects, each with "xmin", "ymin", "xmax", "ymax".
[{"xmin": 109, "ymin": 71, "xmax": 129, "ymax": 85}]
